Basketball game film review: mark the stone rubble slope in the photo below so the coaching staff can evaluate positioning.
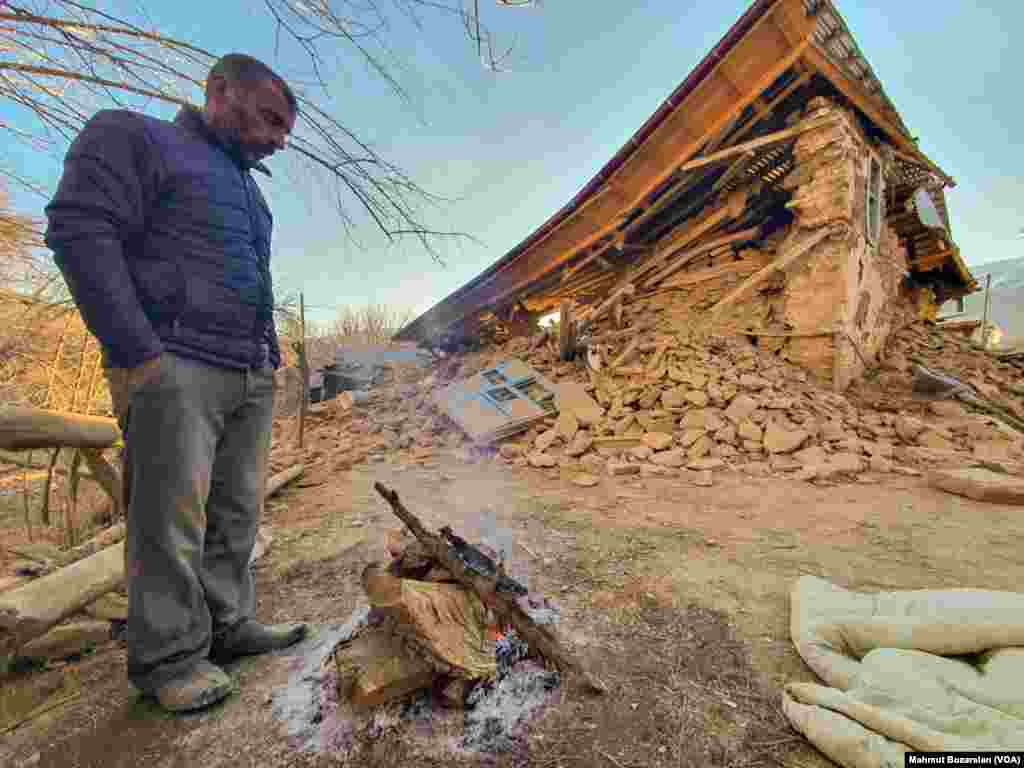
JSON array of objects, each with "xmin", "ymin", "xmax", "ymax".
[{"xmin": 269, "ymin": 319, "xmax": 1024, "ymax": 488}]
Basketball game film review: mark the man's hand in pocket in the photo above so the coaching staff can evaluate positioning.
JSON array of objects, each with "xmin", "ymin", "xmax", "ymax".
[
  {"xmin": 106, "ymin": 353, "xmax": 164, "ymax": 426},
  {"xmin": 126, "ymin": 354, "xmax": 164, "ymax": 393}
]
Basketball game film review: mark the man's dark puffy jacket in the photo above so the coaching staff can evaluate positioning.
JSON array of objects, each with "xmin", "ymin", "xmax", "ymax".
[{"xmin": 44, "ymin": 106, "xmax": 281, "ymax": 372}]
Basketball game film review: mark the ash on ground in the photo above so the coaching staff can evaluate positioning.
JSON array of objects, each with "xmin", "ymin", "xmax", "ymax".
[{"xmin": 271, "ymin": 600, "xmax": 563, "ymax": 759}]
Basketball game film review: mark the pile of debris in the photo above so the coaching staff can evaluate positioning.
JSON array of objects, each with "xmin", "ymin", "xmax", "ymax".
[{"xmin": 270, "ymin": 314, "xmax": 1024, "ymax": 488}]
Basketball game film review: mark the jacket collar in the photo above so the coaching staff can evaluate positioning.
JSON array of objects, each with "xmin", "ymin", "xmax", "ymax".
[{"xmin": 174, "ymin": 105, "xmax": 272, "ymax": 177}]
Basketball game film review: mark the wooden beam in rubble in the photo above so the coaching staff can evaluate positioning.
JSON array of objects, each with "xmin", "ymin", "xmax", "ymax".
[{"xmin": 707, "ymin": 225, "xmax": 841, "ymax": 322}]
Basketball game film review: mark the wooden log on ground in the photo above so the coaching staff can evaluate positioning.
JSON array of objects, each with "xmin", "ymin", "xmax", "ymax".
[
  {"xmin": 0, "ymin": 464, "xmax": 305, "ymax": 667},
  {"xmin": 0, "ymin": 542, "xmax": 125, "ymax": 667},
  {"xmin": 83, "ymin": 593, "xmax": 128, "ymax": 622},
  {"xmin": 373, "ymin": 482, "xmax": 607, "ymax": 695},
  {"xmin": 0, "ymin": 407, "xmax": 120, "ymax": 451},
  {"xmin": 19, "ymin": 620, "xmax": 114, "ymax": 662}
]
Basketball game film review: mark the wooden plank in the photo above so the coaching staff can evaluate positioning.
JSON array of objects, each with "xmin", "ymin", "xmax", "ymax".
[
  {"xmin": 676, "ymin": 116, "xmax": 838, "ymax": 175},
  {"xmin": 802, "ymin": 46, "xmax": 952, "ymax": 183},
  {"xmin": 561, "ymin": 238, "xmax": 616, "ymax": 284},
  {"xmin": 659, "ymin": 255, "xmax": 771, "ymax": 289},
  {"xmin": 707, "ymin": 226, "xmax": 839, "ymax": 321},
  {"xmin": 748, "ymin": 70, "xmax": 812, "ymax": 127},
  {"xmin": 627, "ymin": 189, "xmax": 749, "ymax": 290},
  {"xmin": 577, "ymin": 282, "xmax": 635, "ymax": 326},
  {"xmin": 644, "ymin": 226, "xmax": 761, "ymax": 287}
]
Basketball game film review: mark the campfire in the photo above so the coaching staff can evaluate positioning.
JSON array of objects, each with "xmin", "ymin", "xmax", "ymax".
[{"xmin": 330, "ymin": 484, "xmax": 604, "ymax": 714}]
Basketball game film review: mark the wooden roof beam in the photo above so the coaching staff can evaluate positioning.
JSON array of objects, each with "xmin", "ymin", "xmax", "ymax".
[
  {"xmin": 800, "ymin": 44, "xmax": 954, "ymax": 187},
  {"xmin": 401, "ymin": 0, "xmax": 815, "ymax": 341}
]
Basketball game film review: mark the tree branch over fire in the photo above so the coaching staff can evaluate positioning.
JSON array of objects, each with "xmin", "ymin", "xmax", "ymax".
[{"xmin": 0, "ymin": 0, "xmax": 539, "ymax": 263}]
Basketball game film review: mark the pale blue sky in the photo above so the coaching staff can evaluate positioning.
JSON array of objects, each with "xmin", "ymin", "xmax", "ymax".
[{"xmin": 2, "ymin": 1, "xmax": 1021, "ymax": 328}]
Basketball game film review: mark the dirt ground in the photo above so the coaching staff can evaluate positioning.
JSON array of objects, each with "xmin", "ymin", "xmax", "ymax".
[{"xmin": 2, "ymin": 449, "xmax": 1023, "ymax": 768}]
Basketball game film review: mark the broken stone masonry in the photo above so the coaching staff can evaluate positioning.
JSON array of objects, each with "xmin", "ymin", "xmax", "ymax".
[{"xmin": 269, "ymin": 98, "xmax": 1023, "ymax": 489}]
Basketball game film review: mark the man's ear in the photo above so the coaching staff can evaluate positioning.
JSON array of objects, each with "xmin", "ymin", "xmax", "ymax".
[{"xmin": 205, "ymin": 73, "xmax": 229, "ymax": 105}]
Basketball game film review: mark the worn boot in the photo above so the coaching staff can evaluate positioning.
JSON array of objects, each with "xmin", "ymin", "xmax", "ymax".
[
  {"xmin": 209, "ymin": 620, "xmax": 308, "ymax": 663},
  {"xmin": 154, "ymin": 660, "xmax": 233, "ymax": 713}
]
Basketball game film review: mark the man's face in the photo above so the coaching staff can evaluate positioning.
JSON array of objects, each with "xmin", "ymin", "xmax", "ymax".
[{"xmin": 206, "ymin": 76, "xmax": 296, "ymax": 167}]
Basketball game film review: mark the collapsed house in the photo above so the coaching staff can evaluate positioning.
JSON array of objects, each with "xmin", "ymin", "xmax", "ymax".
[
  {"xmin": 267, "ymin": 0, "xmax": 1022, "ymax": 493},
  {"xmin": 396, "ymin": 0, "xmax": 977, "ymax": 393}
]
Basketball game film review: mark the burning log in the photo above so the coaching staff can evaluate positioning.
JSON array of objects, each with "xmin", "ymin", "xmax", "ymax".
[{"xmin": 373, "ymin": 482, "xmax": 607, "ymax": 695}]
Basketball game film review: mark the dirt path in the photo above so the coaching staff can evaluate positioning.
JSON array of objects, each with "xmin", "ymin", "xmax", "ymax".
[{"xmin": 3, "ymin": 452, "xmax": 1023, "ymax": 768}]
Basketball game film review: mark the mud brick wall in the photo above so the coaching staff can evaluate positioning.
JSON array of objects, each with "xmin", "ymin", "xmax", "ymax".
[{"xmin": 779, "ymin": 97, "xmax": 910, "ymax": 391}]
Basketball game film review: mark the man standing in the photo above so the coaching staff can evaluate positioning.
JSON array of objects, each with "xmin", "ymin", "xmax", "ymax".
[{"xmin": 44, "ymin": 54, "xmax": 308, "ymax": 713}]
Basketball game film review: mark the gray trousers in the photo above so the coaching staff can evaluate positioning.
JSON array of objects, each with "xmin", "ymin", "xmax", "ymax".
[{"xmin": 109, "ymin": 352, "xmax": 275, "ymax": 694}]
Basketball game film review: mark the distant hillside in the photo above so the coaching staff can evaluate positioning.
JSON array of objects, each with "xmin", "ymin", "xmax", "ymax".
[{"xmin": 946, "ymin": 257, "xmax": 1024, "ymax": 348}]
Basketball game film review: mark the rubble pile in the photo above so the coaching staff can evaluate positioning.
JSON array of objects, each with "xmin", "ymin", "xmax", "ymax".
[{"xmin": 270, "ymin": 316, "xmax": 1024, "ymax": 485}]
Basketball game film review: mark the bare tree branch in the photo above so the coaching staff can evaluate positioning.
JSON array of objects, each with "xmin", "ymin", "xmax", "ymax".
[{"xmin": 0, "ymin": 0, "xmax": 539, "ymax": 290}]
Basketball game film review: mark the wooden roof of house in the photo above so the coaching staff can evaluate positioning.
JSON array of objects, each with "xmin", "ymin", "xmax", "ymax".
[{"xmin": 396, "ymin": 0, "xmax": 973, "ymax": 346}]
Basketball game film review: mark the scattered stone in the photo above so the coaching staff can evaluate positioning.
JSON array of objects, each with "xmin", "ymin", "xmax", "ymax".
[
  {"xmin": 714, "ymin": 425, "xmax": 737, "ymax": 444},
  {"xmin": 535, "ymin": 430, "xmax": 559, "ymax": 452},
  {"xmin": 739, "ymin": 374, "xmax": 770, "ymax": 390},
  {"xmin": 607, "ymin": 461, "xmax": 641, "ymax": 477},
  {"xmin": 737, "ymin": 420, "xmax": 763, "ymax": 443},
  {"xmin": 865, "ymin": 441, "xmax": 894, "ymax": 459},
  {"xmin": 895, "ymin": 415, "xmax": 926, "ymax": 443},
  {"xmin": 927, "ymin": 468, "xmax": 1024, "ymax": 505},
  {"xmin": 829, "ymin": 452, "xmax": 866, "ymax": 475},
  {"xmin": 688, "ymin": 435, "xmax": 713, "ymax": 459},
  {"xmin": 572, "ymin": 474, "xmax": 600, "ymax": 487},
  {"xmin": 793, "ymin": 445, "xmax": 828, "ymax": 466},
  {"xmin": 641, "ymin": 463, "xmax": 675, "ymax": 477},
  {"xmin": 661, "ymin": 387, "xmax": 689, "ymax": 409},
  {"xmin": 642, "ymin": 432, "xmax": 674, "ymax": 451},
  {"xmin": 973, "ymin": 441, "xmax": 1017, "ymax": 461},
  {"xmin": 650, "ymin": 449, "xmax": 687, "ymax": 468},
  {"xmin": 715, "ymin": 443, "xmax": 738, "ymax": 458},
  {"xmin": 500, "ymin": 444, "xmax": 524, "ymax": 460},
  {"xmin": 555, "ymin": 411, "xmax": 580, "ymax": 441},
  {"xmin": 679, "ymin": 429, "xmax": 706, "ymax": 448},
  {"xmin": 688, "ymin": 458, "xmax": 726, "ymax": 471},
  {"xmin": 769, "ymin": 455, "xmax": 802, "ymax": 472},
  {"xmin": 820, "ymin": 420, "xmax": 846, "ymax": 441},
  {"xmin": 930, "ymin": 401, "xmax": 967, "ymax": 419},
  {"xmin": 528, "ymin": 452, "xmax": 557, "ymax": 468},
  {"xmin": 685, "ymin": 391, "xmax": 710, "ymax": 408},
  {"xmin": 565, "ymin": 432, "xmax": 594, "ymax": 457},
  {"xmin": 919, "ymin": 430, "xmax": 957, "ymax": 452},
  {"xmin": 631, "ymin": 445, "xmax": 654, "ymax": 460},
  {"xmin": 581, "ymin": 454, "xmax": 605, "ymax": 472},
  {"xmin": 869, "ymin": 455, "xmax": 894, "ymax": 473},
  {"xmin": 764, "ymin": 420, "xmax": 809, "ymax": 454},
  {"xmin": 724, "ymin": 394, "xmax": 759, "ymax": 425}
]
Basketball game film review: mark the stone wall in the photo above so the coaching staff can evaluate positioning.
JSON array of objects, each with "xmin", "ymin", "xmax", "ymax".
[{"xmin": 779, "ymin": 97, "xmax": 911, "ymax": 391}]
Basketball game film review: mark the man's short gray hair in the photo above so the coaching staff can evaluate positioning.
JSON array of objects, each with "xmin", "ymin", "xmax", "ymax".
[{"xmin": 206, "ymin": 53, "xmax": 298, "ymax": 116}]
